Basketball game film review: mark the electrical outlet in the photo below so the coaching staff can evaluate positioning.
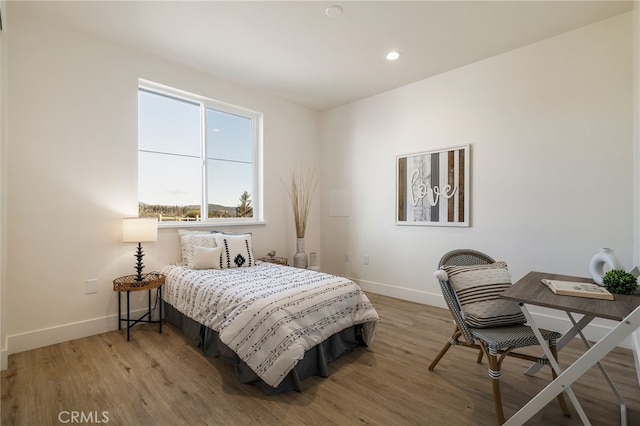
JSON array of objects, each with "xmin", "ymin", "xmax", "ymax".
[
  {"xmin": 86, "ymin": 279, "xmax": 98, "ymax": 294},
  {"xmin": 363, "ymin": 255, "xmax": 369, "ymax": 265},
  {"xmin": 345, "ymin": 254, "xmax": 350, "ymax": 263}
]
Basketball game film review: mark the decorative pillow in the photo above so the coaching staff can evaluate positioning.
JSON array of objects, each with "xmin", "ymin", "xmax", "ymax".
[
  {"xmin": 178, "ymin": 230, "xmax": 217, "ymax": 268},
  {"xmin": 441, "ymin": 261, "xmax": 526, "ymax": 328},
  {"xmin": 214, "ymin": 233, "xmax": 255, "ymax": 268},
  {"xmin": 192, "ymin": 246, "xmax": 223, "ymax": 270}
]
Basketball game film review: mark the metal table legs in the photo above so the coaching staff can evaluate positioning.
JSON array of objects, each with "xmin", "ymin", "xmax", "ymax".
[{"xmin": 117, "ymin": 287, "xmax": 163, "ymax": 341}]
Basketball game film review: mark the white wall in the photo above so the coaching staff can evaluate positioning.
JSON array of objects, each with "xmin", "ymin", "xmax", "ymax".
[
  {"xmin": 632, "ymin": 0, "xmax": 640, "ymax": 385},
  {"xmin": 0, "ymin": 0, "xmax": 8, "ymax": 371},
  {"xmin": 321, "ymin": 13, "xmax": 634, "ymax": 342},
  {"xmin": 633, "ymin": 2, "xmax": 640, "ymax": 286},
  {"xmin": 2, "ymin": 5, "xmax": 321, "ymax": 362}
]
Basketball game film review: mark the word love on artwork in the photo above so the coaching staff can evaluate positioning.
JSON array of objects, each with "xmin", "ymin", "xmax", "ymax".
[
  {"xmin": 409, "ymin": 168, "xmax": 458, "ymax": 207},
  {"xmin": 396, "ymin": 145, "xmax": 469, "ymax": 226}
]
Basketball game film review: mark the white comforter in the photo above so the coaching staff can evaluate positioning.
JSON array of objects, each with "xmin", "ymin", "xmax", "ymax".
[{"xmin": 162, "ymin": 262, "xmax": 379, "ymax": 387}]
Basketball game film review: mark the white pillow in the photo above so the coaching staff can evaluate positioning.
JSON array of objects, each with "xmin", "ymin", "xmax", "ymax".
[
  {"xmin": 178, "ymin": 230, "xmax": 217, "ymax": 267},
  {"xmin": 214, "ymin": 233, "xmax": 255, "ymax": 268},
  {"xmin": 192, "ymin": 246, "xmax": 223, "ymax": 270}
]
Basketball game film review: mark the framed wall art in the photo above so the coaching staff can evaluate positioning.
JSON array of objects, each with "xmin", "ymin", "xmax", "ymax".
[{"xmin": 396, "ymin": 145, "xmax": 470, "ymax": 227}]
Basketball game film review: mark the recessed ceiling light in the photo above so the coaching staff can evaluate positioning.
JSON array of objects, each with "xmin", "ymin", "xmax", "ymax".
[
  {"xmin": 386, "ymin": 51, "xmax": 401, "ymax": 61},
  {"xmin": 325, "ymin": 5, "xmax": 343, "ymax": 18}
]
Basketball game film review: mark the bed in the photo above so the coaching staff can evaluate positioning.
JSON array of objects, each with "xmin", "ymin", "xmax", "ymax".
[{"xmin": 161, "ymin": 257, "xmax": 379, "ymax": 394}]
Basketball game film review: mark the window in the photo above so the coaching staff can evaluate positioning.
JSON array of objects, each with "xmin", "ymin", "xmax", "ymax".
[{"xmin": 138, "ymin": 81, "xmax": 262, "ymax": 224}]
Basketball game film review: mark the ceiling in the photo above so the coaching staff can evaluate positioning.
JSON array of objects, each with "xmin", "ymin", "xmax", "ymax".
[{"xmin": 16, "ymin": 1, "xmax": 634, "ymax": 111}]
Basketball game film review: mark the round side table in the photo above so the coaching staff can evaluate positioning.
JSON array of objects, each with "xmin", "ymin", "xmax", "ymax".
[{"xmin": 113, "ymin": 272, "xmax": 165, "ymax": 341}]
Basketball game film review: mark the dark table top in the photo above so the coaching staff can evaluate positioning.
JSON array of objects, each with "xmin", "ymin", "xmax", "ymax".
[{"xmin": 501, "ymin": 271, "xmax": 640, "ymax": 321}]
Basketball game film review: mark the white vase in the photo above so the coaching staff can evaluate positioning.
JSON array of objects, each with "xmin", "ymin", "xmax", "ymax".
[
  {"xmin": 293, "ymin": 238, "xmax": 308, "ymax": 268},
  {"xmin": 589, "ymin": 248, "xmax": 623, "ymax": 286},
  {"xmin": 308, "ymin": 252, "xmax": 320, "ymax": 271}
]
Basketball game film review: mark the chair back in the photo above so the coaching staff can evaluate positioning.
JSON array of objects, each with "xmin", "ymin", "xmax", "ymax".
[{"xmin": 436, "ymin": 249, "xmax": 496, "ymax": 343}]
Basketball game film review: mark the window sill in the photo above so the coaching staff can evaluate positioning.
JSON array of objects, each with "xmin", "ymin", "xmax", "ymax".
[{"xmin": 158, "ymin": 220, "xmax": 266, "ymax": 230}]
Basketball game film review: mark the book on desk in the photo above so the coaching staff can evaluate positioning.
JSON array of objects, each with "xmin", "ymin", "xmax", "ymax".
[{"xmin": 541, "ymin": 279, "xmax": 614, "ymax": 300}]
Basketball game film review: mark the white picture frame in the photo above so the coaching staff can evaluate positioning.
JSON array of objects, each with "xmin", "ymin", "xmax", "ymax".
[{"xmin": 396, "ymin": 145, "xmax": 470, "ymax": 227}]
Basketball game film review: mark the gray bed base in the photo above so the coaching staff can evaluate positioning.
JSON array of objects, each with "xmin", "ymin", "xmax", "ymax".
[{"xmin": 163, "ymin": 302, "xmax": 366, "ymax": 395}]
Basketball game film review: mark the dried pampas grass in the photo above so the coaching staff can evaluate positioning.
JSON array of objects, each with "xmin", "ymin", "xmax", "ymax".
[{"xmin": 286, "ymin": 166, "xmax": 318, "ymax": 238}]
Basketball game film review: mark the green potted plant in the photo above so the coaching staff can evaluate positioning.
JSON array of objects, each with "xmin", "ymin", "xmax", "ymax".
[{"xmin": 602, "ymin": 269, "xmax": 638, "ymax": 295}]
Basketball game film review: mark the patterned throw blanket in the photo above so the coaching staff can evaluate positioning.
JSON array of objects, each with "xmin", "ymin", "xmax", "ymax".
[{"xmin": 162, "ymin": 262, "xmax": 379, "ymax": 387}]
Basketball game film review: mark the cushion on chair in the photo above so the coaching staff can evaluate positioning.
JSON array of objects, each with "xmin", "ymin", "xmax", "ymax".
[
  {"xmin": 441, "ymin": 261, "xmax": 526, "ymax": 328},
  {"xmin": 471, "ymin": 325, "xmax": 561, "ymax": 351}
]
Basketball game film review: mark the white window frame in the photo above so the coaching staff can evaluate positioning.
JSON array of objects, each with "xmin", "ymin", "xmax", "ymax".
[{"xmin": 138, "ymin": 79, "xmax": 263, "ymax": 228}]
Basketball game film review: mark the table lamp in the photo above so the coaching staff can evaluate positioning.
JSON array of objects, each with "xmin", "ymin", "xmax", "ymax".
[{"xmin": 122, "ymin": 217, "xmax": 158, "ymax": 281}]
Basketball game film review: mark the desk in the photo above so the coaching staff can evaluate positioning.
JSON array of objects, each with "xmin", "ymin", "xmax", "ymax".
[{"xmin": 501, "ymin": 271, "xmax": 640, "ymax": 426}]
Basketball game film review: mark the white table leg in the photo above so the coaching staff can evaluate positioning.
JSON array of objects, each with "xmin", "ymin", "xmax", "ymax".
[
  {"xmin": 509, "ymin": 303, "xmax": 591, "ymax": 425},
  {"xmin": 567, "ymin": 313, "xmax": 627, "ymax": 426},
  {"xmin": 525, "ymin": 314, "xmax": 594, "ymax": 377},
  {"xmin": 505, "ymin": 305, "xmax": 640, "ymax": 426}
]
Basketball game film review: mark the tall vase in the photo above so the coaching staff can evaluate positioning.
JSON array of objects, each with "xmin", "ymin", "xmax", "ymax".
[
  {"xmin": 293, "ymin": 238, "xmax": 308, "ymax": 269},
  {"xmin": 589, "ymin": 247, "xmax": 623, "ymax": 286}
]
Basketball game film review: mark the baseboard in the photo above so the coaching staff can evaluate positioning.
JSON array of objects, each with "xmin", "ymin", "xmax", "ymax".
[
  {"xmin": 531, "ymin": 311, "xmax": 634, "ymax": 350},
  {"xmin": 2, "ymin": 308, "xmax": 151, "ymax": 370},
  {"xmin": 1, "ymin": 347, "xmax": 7, "ymax": 370},
  {"xmin": 353, "ymin": 278, "xmax": 634, "ymax": 350},
  {"xmin": 354, "ymin": 278, "xmax": 448, "ymax": 309},
  {"xmin": 632, "ymin": 330, "xmax": 640, "ymax": 385}
]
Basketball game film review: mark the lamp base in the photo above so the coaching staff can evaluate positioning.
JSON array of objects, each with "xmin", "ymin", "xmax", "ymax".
[{"xmin": 134, "ymin": 242, "xmax": 145, "ymax": 281}]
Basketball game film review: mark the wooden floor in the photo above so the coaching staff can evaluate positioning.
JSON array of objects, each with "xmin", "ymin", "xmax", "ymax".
[{"xmin": 2, "ymin": 293, "xmax": 639, "ymax": 425}]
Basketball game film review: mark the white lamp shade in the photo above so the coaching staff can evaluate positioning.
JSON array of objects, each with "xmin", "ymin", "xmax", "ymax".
[{"xmin": 122, "ymin": 217, "xmax": 158, "ymax": 243}]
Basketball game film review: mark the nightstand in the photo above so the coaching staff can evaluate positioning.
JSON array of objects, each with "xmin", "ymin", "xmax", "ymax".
[
  {"xmin": 258, "ymin": 256, "xmax": 289, "ymax": 266},
  {"xmin": 113, "ymin": 272, "xmax": 165, "ymax": 341}
]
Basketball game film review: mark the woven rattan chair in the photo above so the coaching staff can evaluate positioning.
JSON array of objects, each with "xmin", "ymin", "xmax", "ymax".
[{"xmin": 428, "ymin": 249, "xmax": 570, "ymax": 424}]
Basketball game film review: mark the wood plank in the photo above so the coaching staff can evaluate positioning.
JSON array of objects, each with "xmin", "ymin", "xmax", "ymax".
[{"xmin": 2, "ymin": 293, "xmax": 639, "ymax": 425}]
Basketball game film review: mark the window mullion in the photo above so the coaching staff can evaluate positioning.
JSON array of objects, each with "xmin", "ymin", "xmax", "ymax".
[
  {"xmin": 253, "ymin": 117, "xmax": 261, "ymax": 221},
  {"xmin": 200, "ymin": 103, "xmax": 207, "ymax": 222}
]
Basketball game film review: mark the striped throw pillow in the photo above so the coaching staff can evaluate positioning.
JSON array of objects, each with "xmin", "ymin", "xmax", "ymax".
[
  {"xmin": 178, "ymin": 230, "xmax": 217, "ymax": 268},
  {"xmin": 441, "ymin": 261, "xmax": 526, "ymax": 328}
]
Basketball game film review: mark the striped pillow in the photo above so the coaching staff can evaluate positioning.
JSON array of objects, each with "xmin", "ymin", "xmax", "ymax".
[
  {"xmin": 178, "ymin": 230, "xmax": 217, "ymax": 268},
  {"xmin": 441, "ymin": 261, "xmax": 525, "ymax": 328}
]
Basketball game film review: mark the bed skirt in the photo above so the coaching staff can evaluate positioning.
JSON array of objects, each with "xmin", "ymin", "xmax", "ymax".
[{"xmin": 163, "ymin": 302, "xmax": 366, "ymax": 394}]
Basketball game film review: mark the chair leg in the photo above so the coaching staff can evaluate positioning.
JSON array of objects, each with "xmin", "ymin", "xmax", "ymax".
[
  {"xmin": 486, "ymin": 350, "xmax": 506, "ymax": 425},
  {"xmin": 476, "ymin": 348, "xmax": 484, "ymax": 364},
  {"xmin": 429, "ymin": 328, "xmax": 461, "ymax": 371},
  {"xmin": 550, "ymin": 343, "xmax": 572, "ymax": 417}
]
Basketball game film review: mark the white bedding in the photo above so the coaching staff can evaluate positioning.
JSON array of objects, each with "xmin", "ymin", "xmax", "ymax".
[{"xmin": 162, "ymin": 262, "xmax": 379, "ymax": 387}]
